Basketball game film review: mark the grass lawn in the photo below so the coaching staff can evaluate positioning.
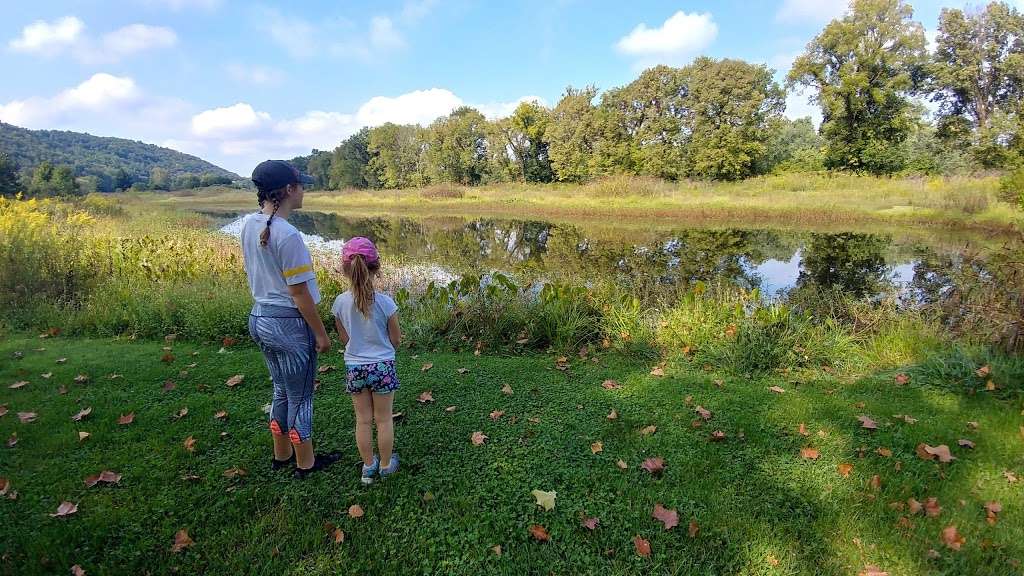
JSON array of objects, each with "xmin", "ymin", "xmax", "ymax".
[{"xmin": 1, "ymin": 335, "xmax": 1022, "ymax": 575}]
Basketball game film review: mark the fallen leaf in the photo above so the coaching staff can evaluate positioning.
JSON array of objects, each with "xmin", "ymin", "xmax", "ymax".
[
  {"xmin": 225, "ymin": 374, "xmax": 244, "ymax": 388},
  {"xmin": 471, "ymin": 431, "xmax": 487, "ymax": 445},
  {"xmin": 84, "ymin": 470, "xmax": 122, "ymax": 487},
  {"xmin": 489, "ymin": 410, "xmax": 505, "ymax": 421},
  {"xmin": 876, "ymin": 447, "xmax": 893, "ymax": 457},
  {"xmin": 768, "ymin": 386, "xmax": 785, "ymax": 394},
  {"xmin": 895, "ymin": 373, "xmax": 910, "ymax": 385},
  {"xmin": 589, "ymin": 441, "xmax": 604, "ymax": 454},
  {"xmin": 917, "ymin": 444, "xmax": 955, "ymax": 463},
  {"xmin": 532, "ymin": 489, "xmax": 556, "ymax": 511},
  {"xmin": 975, "ymin": 365, "xmax": 990, "ymax": 377},
  {"xmin": 641, "ymin": 457, "xmax": 665, "ymax": 475},
  {"xmin": 940, "ymin": 525, "xmax": 964, "ymax": 551},
  {"xmin": 650, "ymin": 367, "xmax": 665, "ymax": 377},
  {"xmin": 78, "ymin": 431, "xmax": 90, "ymax": 442},
  {"xmin": 633, "ymin": 536, "xmax": 652, "ymax": 557},
  {"xmin": 327, "ymin": 524, "xmax": 345, "ymax": 544},
  {"xmin": 601, "ymin": 379, "xmax": 622, "ymax": 390},
  {"xmin": 317, "ymin": 365, "xmax": 335, "ymax": 374},
  {"xmin": 73, "ymin": 374, "xmax": 89, "ymax": 384},
  {"xmin": 174, "ymin": 407, "xmax": 189, "ymax": 420},
  {"xmin": 528, "ymin": 524, "xmax": 550, "ymax": 542},
  {"xmin": 695, "ymin": 406, "xmax": 712, "ymax": 420},
  {"xmin": 444, "ymin": 405, "xmax": 457, "ymax": 412},
  {"xmin": 966, "ymin": 421, "xmax": 979, "ymax": 430},
  {"xmin": 162, "ymin": 380, "xmax": 176, "ymax": 392},
  {"xmin": 417, "ymin": 390, "xmax": 434, "ymax": 403},
  {"xmin": 56, "ymin": 357, "xmax": 67, "ymax": 363},
  {"xmin": 348, "ymin": 504, "xmax": 364, "ymax": 519},
  {"xmin": 0, "ymin": 478, "xmax": 8, "ymax": 496},
  {"xmin": 71, "ymin": 407, "xmax": 92, "ymax": 422},
  {"xmin": 456, "ymin": 367, "xmax": 470, "ymax": 375},
  {"xmin": 956, "ymin": 438, "xmax": 974, "ymax": 449},
  {"xmin": 838, "ymin": 463, "xmax": 854, "ymax": 477},
  {"xmin": 6, "ymin": 433, "xmax": 16, "ymax": 447},
  {"xmin": 117, "ymin": 412, "xmax": 135, "ymax": 425},
  {"xmin": 800, "ymin": 447, "xmax": 820, "ymax": 460},
  {"xmin": 798, "ymin": 423, "xmax": 809, "ymax": 436},
  {"xmin": 652, "ymin": 503, "xmax": 678, "ymax": 530},
  {"xmin": 171, "ymin": 529, "xmax": 194, "ymax": 553},
  {"xmin": 70, "ymin": 565, "xmax": 85, "ymax": 576},
  {"xmin": 908, "ymin": 498, "xmax": 923, "ymax": 515},
  {"xmin": 984, "ymin": 501, "xmax": 1002, "ymax": 525},
  {"xmin": 607, "ymin": 409, "xmax": 618, "ymax": 420},
  {"xmin": 858, "ymin": 415, "xmax": 878, "ymax": 430},
  {"xmin": 859, "ymin": 566, "xmax": 889, "ymax": 576},
  {"xmin": 0, "ymin": 404, "xmax": 6, "ymax": 417},
  {"xmin": 894, "ymin": 414, "xmax": 917, "ymax": 424},
  {"xmin": 222, "ymin": 467, "xmax": 246, "ymax": 479},
  {"xmin": 688, "ymin": 520, "xmax": 699, "ymax": 538},
  {"xmin": 214, "ymin": 410, "xmax": 228, "ymax": 420},
  {"xmin": 639, "ymin": 425, "xmax": 657, "ymax": 436},
  {"xmin": 709, "ymin": 430, "xmax": 726, "ymax": 442},
  {"xmin": 18, "ymin": 412, "xmax": 37, "ymax": 423},
  {"xmin": 501, "ymin": 384, "xmax": 514, "ymax": 395},
  {"xmin": 50, "ymin": 501, "xmax": 78, "ymax": 517},
  {"xmin": 925, "ymin": 497, "xmax": 942, "ymax": 518},
  {"xmin": 1004, "ymin": 470, "xmax": 1018, "ymax": 483},
  {"xmin": 420, "ymin": 362, "xmax": 433, "ymax": 372},
  {"xmin": 183, "ymin": 436, "xmax": 196, "ymax": 452},
  {"xmin": 9, "ymin": 381, "xmax": 28, "ymax": 389},
  {"xmin": 491, "ymin": 545, "xmax": 502, "ymax": 555},
  {"xmin": 616, "ymin": 459, "xmax": 628, "ymax": 470},
  {"xmin": 869, "ymin": 475, "xmax": 882, "ymax": 491},
  {"xmin": 581, "ymin": 516, "xmax": 600, "ymax": 530}
]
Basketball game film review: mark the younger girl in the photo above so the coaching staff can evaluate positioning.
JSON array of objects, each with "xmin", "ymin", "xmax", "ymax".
[{"xmin": 332, "ymin": 237, "xmax": 401, "ymax": 484}]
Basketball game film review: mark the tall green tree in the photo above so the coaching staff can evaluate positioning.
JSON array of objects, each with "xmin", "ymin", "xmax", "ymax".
[
  {"xmin": 0, "ymin": 152, "xmax": 20, "ymax": 197},
  {"xmin": 764, "ymin": 117, "xmax": 825, "ymax": 172},
  {"xmin": 492, "ymin": 101, "xmax": 554, "ymax": 182},
  {"xmin": 114, "ymin": 168, "xmax": 133, "ymax": 191},
  {"xmin": 367, "ymin": 123, "xmax": 427, "ymax": 189},
  {"xmin": 305, "ymin": 151, "xmax": 332, "ymax": 189},
  {"xmin": 788, "ymin": 0, "xmax": 927, "ymax": 174},
  {"xmin": 930, "ymin": 2, "xmax": 1024, "ymax": 167},
  {"xmin": 330, "ymin": 128, "xmax": 372, "ymax": 189},
  {"xmin": 50, "ymin": 165, "xmax": 80, "ymax": 196},
  {"xmin": 423, "ymin": 107, "xmax": 491, "ymax": 185},
  {"xmin": 544, "ymin": 86, "xmax": 600, "ymax": 183},
  {"xmin": 28, "ymin": 161, "xmax": 54, "ymax": 197},
  {"xmin": 149, "ymin": 167, "xmax": 170, "ymax": 191}
]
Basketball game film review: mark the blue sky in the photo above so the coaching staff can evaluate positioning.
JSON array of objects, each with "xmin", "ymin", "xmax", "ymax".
[{"xmin": 0, "ymin": 0, "xmax": 998, "ymax": 175}]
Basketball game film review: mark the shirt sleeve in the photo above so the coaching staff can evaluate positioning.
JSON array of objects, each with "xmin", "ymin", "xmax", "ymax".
[
  {"xmin": 277, "ymin": 232, "xmax": 316, "ymax": 286},
  {"xmin": 379, "ymin": 294, "xmax": 398, "ymax": 318}
]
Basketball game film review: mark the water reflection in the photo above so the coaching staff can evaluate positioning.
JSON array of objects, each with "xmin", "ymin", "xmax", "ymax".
[{"xmin": 210, "ymin": 210, "xmax": 992, "ymax": 302}]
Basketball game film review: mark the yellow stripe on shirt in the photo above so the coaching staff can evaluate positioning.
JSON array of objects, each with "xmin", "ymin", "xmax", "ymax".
[{"xmin": 282, "ymin": 264, "xmax": 313, "ymax": 278}]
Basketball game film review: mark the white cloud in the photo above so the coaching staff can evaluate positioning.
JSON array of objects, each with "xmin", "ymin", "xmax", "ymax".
[
  {"xmin": 140, "ymin": 0, "xmax": 222, "ymax": 10},
  {"xmin": 925, "ymin": 28, "xmax": 938, "ymax": 53},
  {"xmin": 784, "ymin": 88, "xmax": 821, "ymax": 126},
  {"xmin": 9, "ymin": 16, "xmax": 84, "ymax": 54},
  {"xmin": 475, "ymin": 96, "xmax": 547, "ymax": 120},
  {"xmin": 7, "ymin": 16, "xmax": 176, "ymax": 62},
  {"xmin": 401, "ymin": 0, "xmax": 438, "ymax": 23},
  {"xmin": 260, "ymin": 9, "xmax": 318, "ymax": 59},
  {"xmin": 225, "ymin": 63, "xmax": 285, "ymax": 86},
  {"xmin": 369, "ymin": 16, "xmax": 405, "ymax": 50},
  {"xmin": 615, "ymin": 11, "xmax": 717, "ymax": 66},
  {"xmin": 775, "ymin": 0, "xmax": 848, "ymax": 25},
  {"xmin": 191, "ymin": 103, "xmax": 271, "ymax": 137},
  {"xmin": 0, "ymin": 73, "xmax": 141, "ymax": 127},
  {"xmin": 355, "ymin": 88, "xmax": 464, "ymax": 126}
]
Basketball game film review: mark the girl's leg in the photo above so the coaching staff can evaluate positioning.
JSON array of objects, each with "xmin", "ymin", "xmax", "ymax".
[
  {"xmin": 371, "ymin": 392, "xmax": 395, "ymax": 467},
  {"xmin": 351, "ymin": 390, "xmax": 375, "ymax": 466}
]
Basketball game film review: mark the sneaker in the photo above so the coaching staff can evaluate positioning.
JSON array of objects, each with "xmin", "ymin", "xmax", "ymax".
[
  {"xmin": 292, "ymin": 451, "xmax": 342, "ymax": 480},
  {"xmin": 361, "ymin": 455, "xmax": 379, "ymax": 485},
  {"xmin": 271, "ymin": 453, "xmax": 296, "ymax": 471},
  {"xmin": 378, "ymin": 454, "xmax": 399, "ymax": 478}
]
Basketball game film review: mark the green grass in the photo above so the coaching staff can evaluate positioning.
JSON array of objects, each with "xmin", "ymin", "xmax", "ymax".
[
  {"xmin": 162, "ymin": 173, "xmax": 1024, "ymax": 233},
  {"xmin": 2, "ymin": 335, "xmax": 1022, "ymax": 575}
]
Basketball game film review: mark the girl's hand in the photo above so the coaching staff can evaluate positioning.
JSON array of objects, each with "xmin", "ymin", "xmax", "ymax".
[{"xmin": 315, "ymin": 332, "xmax": 332, "ymax": 353}]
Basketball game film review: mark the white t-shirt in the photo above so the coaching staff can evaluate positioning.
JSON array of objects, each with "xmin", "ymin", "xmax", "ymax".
[
  {"xmin": 332, "ymin": 291, "xmax": 398, "ymax": 365},
  {"xmin": 241, "ymin": 213, "xmax": 320, "ymax": 308}
]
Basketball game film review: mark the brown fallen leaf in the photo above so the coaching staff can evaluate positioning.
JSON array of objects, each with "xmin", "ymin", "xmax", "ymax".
[
  {"xmin": 800, "ymin": 447, "xmax": 820, "ymax": 460},
  {"xmin": 581, "ymin": 516, "xmax": 600, "ymax": 530},
  {"xmin": 78, "ymin": 431, "xmax": 90, "ymax": 442},
  {"xmin": 58, "ymin": 385, "xmax": 68, "ymax": 395},
  {"xmin": 859, "ymin": 566, "xmax": 889, "ymax": 576},
  {"xmin": 84, "ymin": 470, "xmax": 122, "ymax": 487},
  {"xmin": 924, "ymin": 497, "xmax": 942, "ymax": 518},
  {"xmin": 876, "ymin": 447, "xmax": 892, "ymax": 457},
  {"xmin": 222, "ymin": 467, "xmax": 247, "ymax": 479},
  {"xmin": 641, "ymin": 457, "xmax": 665, "ymax": 475},
  {"xmin": 908, "ymin": 498, "xmax": 923, "ymax": 515},
  {"xmin": 490, "ymin": 545, "xmax": 501, "ymax": 556},
  {"xmin": 857, "ymin": 415, "xmax": 878, "ymax": 430},
  {"xmin": 50, "ymin": 501, "xmax": 78, "ymax": 517},
  {"xmin": 9, "ymin": 381, "xmax": 28, "ymax": 389},
  {"xmin": 73, "ymin": 374, "xmax": 89, "ymax": 384},
  {"xmin": 797, "ymin": 422, "xmax": 808, "ymax": 436},
  {"xmin": 417, "ymin": 390, "xmax": 434, "ymax": 403},
  {"xmin": 420, "ymin": 362, "xmax": 433, "ymax": 372},
  {"xmin": 649, "ymin": 367, "xmax": 665, "ymax": 377},
  {"xmin": 940, "ymin": 525, "xmax": 964, "ymax": 551},
  {"xmin": 71, "ymin": 407, "xmax": 92, "ymax": 422},
  {"xmin": 895, "ymin": 373, "xmax": 910, "ymax": 385},
  {"xmin": 916, "ymin": 444, "xmax": 955, "ymax": 463},
  {"xmin": 456, "ymin": 367, "xmax": 470, "ymax": 375},
  {"xmin": 348, "ymin": 504, "xmax": 364, "ymax": 519},
  {"xmin": 183, "ymin": 436, "xmax": 196, "ymax": 452},
  {"xmin": 894, "ymin": 414, "xmax": 917, "ymax": 424},
  {"xmin": 616, "ymin": 459, "xmax": 628, "ymax": 470},
  {"xmin": 317, "ymin": 365, "xmax": 335, "ymax": 374},
  {"xmin": 118, "ymin": 412, "xmax": 135, "ymax": 425},
  {"xmin": 652, "ymin": 503, "xmax": 678, "ymax": 530},
  {"xmin": 225, "ymin": 374, "xmax": 244, "ymax": 388},
  {"xmin": 324, "ymin": 522, "xmax": 345, "ymax": 544},
  {"xmin": 984, "ymin": 501, "xmax": 1002, "ymax": 525},
  {"xmin": 0, "ymin": 404, "xmax": 6, "ymax": 417},
  {"xmin": 607, "ymin": 409, "xmax": 618, "ymax": 420},
  {"xmin": 695, "ymin": 406, "xmax": 712, "ymax": 420},
  {"xmin": 838, "ymin": 463, "xmax": 854, "ymax": 477},
  {"xmin": 869, "ymin": 475, "xmax": 882, "ymax": 491},
  {"xmin": 529, "ymin": 524, "xmax": 550, "ymax": 542},
  {"xmin": 601, "ymin": 379, "xmax": 622, "ymax": 390},
  {"xmin": 1003, "ymin": 470, "xmax": 1018, "ymax": 483},
  {"xmin": 6, "ymin": 433, "xmax": 16, "ymax": 447},
  {"xmin": 639, "ymin": 425, "xmax": 657, "ymax": 436},
  {"xmin": 501, "ymin": 384, "xmax": 514, "ymax": 395},
  {"xmin": 70, "ymin": 564, "xmax": 85, "ymax": 576},
  {"xmin": 709, "ymin": 430, "xmax": 726, "ymax": 442},
  {"xmin": 171, "ymin": 529, "xmax": 194, "ymax": 553},
  {"xmin": 214, "ymin": 410, "xmax": 228, "ymax": 420},
  {"xmin": 174, "ymin": 407, "xmax": 189, "ymax": 420},
  {"xmin": 0, "ymin": 477, "xmax": 9, "ymax": 496},
  {"xmin": 956, "ymin": 439, "xmax": 974, "ymax": 449},
  {"xmin": 768, "ymin": 385, "xmax": 785, "ymax": 394},
  {"xmin": 633, "ymin": 535, "xmax": 652, "ymax": 557},
  {"xmin": 444, "ymin": 405, "xmax": 457, "ymax": 412},
  {"xmin": 489, "ymin": 410, "xmax": 505, "ymax": 421},
  {"xmin": 471, "ymin": 431, "xmax": 487, "ymax": 445},
  {"xmin": 590, "ymin": 441, "xmax": 603, "ymax": 454},
  {"xmin": 688, "ymin": 520, "xmax": 699, "ymax": 538},
  {"xmin": 18, "ymin": 412, "xmax": 37, "ymax": 423},
  {"xmin": 975, "ymin": 365, "xmax": 990, "ymax": 378}
]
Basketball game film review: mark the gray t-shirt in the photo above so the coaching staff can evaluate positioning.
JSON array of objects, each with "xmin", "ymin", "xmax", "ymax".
[
  {"xmin": 332, "ymin": 291, "xmax": 398, "ymax": 365},
  {"xmin": 241, "ymin": 213, "xmax": 320, "ymax": 308}
]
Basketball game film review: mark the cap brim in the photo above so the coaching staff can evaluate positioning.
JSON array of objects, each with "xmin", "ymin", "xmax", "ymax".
[{"xmin": 297, "ymin": 173, "xmax": 315, "ymax": 186}]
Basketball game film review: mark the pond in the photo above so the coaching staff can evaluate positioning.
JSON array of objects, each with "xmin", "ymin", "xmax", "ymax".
[{"xmin": 210, "ymin": 210, "xmax": 1008, "ymax": 304}]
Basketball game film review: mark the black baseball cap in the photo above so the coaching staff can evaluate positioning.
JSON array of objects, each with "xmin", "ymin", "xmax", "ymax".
[{"xmin": 251, "ymin": 160, "xmax": 314, "ymax": 191}]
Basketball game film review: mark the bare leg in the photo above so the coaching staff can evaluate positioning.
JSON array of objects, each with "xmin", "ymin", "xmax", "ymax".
[
  {"xmin": 372, "ymin": 392, "xmax": 395, "ymax": 466},
  {"xmin": 352, "ymin": 390, "xmax": 375, "ymax": 466},
  {"xmin": 294, "ymin": 440, "xmax": 315, "ymax": 469},
  {"xmin": 272, "ymin": 435, "xmax": 293, "ymax": 461}
]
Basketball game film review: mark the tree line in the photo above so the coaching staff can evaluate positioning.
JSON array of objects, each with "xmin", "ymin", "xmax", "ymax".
[{"xmin": 291, "ymin": 0, "xmax": 1022, "ymax": 191}]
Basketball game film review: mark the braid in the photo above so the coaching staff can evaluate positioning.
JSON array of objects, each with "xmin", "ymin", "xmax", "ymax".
[{"xmin": 260, "ymin": 197, "xmax": 281, "ymax": 247}]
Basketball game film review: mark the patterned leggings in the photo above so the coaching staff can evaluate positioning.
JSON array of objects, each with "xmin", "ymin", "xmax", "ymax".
[{"xmin": 248, "ymin": 303, "xmax": 317, "ymax": 444}]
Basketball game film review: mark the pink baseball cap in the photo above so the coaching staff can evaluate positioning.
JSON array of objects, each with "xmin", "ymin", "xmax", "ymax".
[{"xmin": 342, "ymin": 236, "xmax": 379, "ymax": 264}]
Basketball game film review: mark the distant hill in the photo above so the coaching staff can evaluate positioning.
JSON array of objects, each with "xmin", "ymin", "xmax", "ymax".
[{"xmin": 0, "ymin": 122, "xmax": 239, "ymax": 191}]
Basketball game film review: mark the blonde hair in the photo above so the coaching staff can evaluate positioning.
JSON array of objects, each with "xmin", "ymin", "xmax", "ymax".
[{"xmin": 342, "ymin": 254, "xmax": 380, "ymax": 318}]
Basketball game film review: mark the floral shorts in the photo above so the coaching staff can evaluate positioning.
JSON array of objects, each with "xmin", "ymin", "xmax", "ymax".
[{"xmin": 345, "ymin": 360, "xmax": 400, "ymax": 394}]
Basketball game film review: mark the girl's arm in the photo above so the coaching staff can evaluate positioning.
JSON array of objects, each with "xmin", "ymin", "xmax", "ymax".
[
  {"xmin": 387, "ymin": 313, "xmax": 401, "ymax": 349},
  {"xmin": 287, "ymin": 282, "xmax": 331, "ymax": 353},
  {"xmin": 334, "ymin": 317, "xmax": 349, "ymax": 345}
]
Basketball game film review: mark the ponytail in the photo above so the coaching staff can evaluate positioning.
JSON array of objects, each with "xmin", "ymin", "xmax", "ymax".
[
  {"xmin": 257, "ymin": 186, "xmax": 286, "ymax": 247},
  {"xmin": 343, "ymin": 254, "xmax": 379, "ymax": 318}
]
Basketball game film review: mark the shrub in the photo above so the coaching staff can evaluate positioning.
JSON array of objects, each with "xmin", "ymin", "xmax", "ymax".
[{"xmin": 998, "ymin": 168, "xmax": 1024, "ymax": 209}]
